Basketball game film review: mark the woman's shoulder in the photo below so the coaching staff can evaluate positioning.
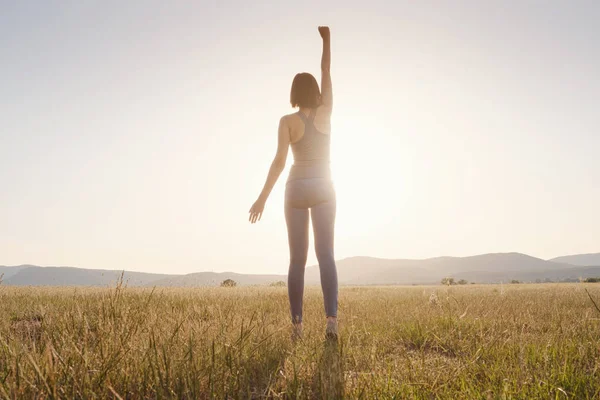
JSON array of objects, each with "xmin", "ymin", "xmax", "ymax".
[
  {"xmin": 282, "ymin": 111, "xmax": 300, "ymax": 119},
  {"xmin": 280, "ymin": 111, "xmax": 303, "ymax": 126}
]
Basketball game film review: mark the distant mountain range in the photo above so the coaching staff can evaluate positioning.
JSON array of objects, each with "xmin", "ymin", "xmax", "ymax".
[
  {"xmin": 548, "ymin": 253, "xmax": 600, "ymax": 267},
  {"xmin": 1, "ymin": 252, "xmax": 599, "ymax": 287}
]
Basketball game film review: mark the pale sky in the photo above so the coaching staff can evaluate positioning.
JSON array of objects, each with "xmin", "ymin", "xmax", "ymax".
[{"xmin": 1, "ymin": 1, "xmax": 599, "ymax": 275}]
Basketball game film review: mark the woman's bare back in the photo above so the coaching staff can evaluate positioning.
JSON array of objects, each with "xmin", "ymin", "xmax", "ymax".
[{"xmin": 287, "ymin": 106, "xmax": 331, "ymax": 144}]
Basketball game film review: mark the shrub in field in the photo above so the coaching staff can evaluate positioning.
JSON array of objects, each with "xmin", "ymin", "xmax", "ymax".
[
  {"xmin": 584, "ymin": 277, "xmax": 600, "ymax": 283},
  {"xmin": 510, "ymin": 279, "xmax": 521, "ymax": 284},
  {"xmin": 220, "ymin": 278, "xmax": 237, "ymax": 287},
  {"xmin": 270, "ymin": 281, "xmax": 286, "ymax": 287},
  {"xmin": 457, "ymin": 279, "xmax": 468, "ymax": 285},
  {"xmin": 441, "ymin": 277, "xmax": 455, "ymax": 286}
]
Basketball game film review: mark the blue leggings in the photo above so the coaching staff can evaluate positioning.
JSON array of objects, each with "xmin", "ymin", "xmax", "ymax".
[{"xmin": 285, "ymin": 178, "xmax": 338, "ymax": 323}]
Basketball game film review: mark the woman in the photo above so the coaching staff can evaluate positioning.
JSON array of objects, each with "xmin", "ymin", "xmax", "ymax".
[{"xmin": 249, "ymin": 26, "xmax": 337, "ymax": 339}]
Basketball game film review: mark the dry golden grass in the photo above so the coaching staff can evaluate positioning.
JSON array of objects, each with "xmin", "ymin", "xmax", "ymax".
[{"xmin": 0, "ymin": 282, "xmax": 599, "ymax": 399}]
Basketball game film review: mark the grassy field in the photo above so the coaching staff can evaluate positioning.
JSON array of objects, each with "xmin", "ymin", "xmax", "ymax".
[{"xmin": 0, "ymin": 282, "xmax": 599, "ymax": 399}]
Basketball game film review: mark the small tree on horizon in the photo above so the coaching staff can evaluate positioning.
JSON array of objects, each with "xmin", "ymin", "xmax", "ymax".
[
  {"xmin": 220, "ymin": 279, "xmax": 237, "ymax": 287},
  {"xmin": 457, "ymin": 279, "xmax": 468, "ymax": 285},
  {"xmin": 441, "ymin": 277, "xmax": 456, "ymax": 286}
]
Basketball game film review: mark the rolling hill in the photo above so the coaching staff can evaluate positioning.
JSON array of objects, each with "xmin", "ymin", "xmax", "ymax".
[
  {"xmin": 549, "ymin": 253, "xmax": 600, "ymax": 267},
  {"xmin": 0, "ymin": 265, "xmax": 30, "ymax": 280},
  {"xmin": 304, "ymin": 252, "xmax": 581, "ymax": 285},
  {"xmin": 1, "ymin": 266, "xmax": 173, "ymax": 286}
]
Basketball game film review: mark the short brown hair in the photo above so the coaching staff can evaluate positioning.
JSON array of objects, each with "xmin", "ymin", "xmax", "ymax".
[{"xmin": 290, "ymin": 73, "xmax": 321, "ymax": 108}]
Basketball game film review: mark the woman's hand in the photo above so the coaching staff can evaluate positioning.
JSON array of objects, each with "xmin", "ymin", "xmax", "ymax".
[
  {"xmin": 318, "ymin": 26, "xmax": 330, "ymax": 40},
  {"xmin": 249, "ymin": 197, "xmax": 266, "ymax": 224}
]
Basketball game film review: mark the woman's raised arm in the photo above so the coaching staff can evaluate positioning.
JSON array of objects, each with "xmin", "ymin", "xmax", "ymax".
[{"xmin": 318, "ymin": 26, "xmax": 332, "ymax": 110}]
